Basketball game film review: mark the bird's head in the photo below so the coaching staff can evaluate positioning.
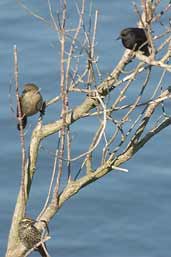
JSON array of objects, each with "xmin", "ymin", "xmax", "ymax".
[
  {"xmin": 23, "ymin": 83, "xmax": 39, "ymax": 94},
  {"xmin": 19, "ymin": 217, "xmax": 36, "ymax": 229},
  {"xmin": 118, "ymin": 28, "xmax": 133, "ymax": 40}
]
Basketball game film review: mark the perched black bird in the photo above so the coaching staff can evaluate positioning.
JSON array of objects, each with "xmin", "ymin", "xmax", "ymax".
[
  {"xmin": 17, "ymin": 83, "xmax": 45, "ymax": 130},
  {"xmin": 18, "ymin": 217, "xmax": 48, "ymax": 257},
  {"xmin": 117, "ymin": 28, "xmax": 150, "ymax": 56}
]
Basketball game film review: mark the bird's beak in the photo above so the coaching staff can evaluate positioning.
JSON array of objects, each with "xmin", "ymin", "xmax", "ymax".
[
  {"xmin": 33, "ymin": 88, "xmax": 41, "ymax": 96},
  {"xmin": 116, "ymin": 35, "xmax": 121, "ymax": 40},
  {"xmin": 31, "ymin": 220, "xmax": 36, "ymax": 225}
]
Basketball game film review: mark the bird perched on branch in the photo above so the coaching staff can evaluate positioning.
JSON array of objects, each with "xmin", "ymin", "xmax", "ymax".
[
  {"xmin": 117, "ymin": 27, "xmax": 150, "ymax": 56},
  {"xmin": 17, "ymin": 83, "xmax": 45, "ymax": 130},
  {"xmin": 18, "ymin": 217, "xmax": 48, "ymax": 257}
]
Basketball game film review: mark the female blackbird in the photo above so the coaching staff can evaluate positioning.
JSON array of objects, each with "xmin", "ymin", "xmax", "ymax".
[
  {"xmin": 18, "ymin": 217, "xmax": 48, "ymax": 257},
  {"xmin": 17, "ymin": 83, "xmax": 45, "ymax": 130},
  {"xmin": 118, "ymin": 27, "xmax": 150, "ymax": 56}
]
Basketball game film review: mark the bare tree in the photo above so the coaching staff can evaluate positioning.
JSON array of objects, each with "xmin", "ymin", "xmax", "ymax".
[{"xmin": 5, "ymin": 0, "xmax": 171, "ymax": 256}]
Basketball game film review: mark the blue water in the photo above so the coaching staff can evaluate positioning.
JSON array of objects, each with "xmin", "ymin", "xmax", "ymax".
[{"xmin": 1, "ymin": 1, "xmax": 171, "ymax": 257}]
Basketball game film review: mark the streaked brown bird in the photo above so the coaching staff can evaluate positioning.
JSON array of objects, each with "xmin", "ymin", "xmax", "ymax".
[
  {"xmin": 17, "ymin": 83, "xmax": 45, "ymax": 130},
  {"xmin": 117, "ymin": 27, "xmax": 150, "ymax": 56},
  {"xmin": 18, "ymin": 217, "xmax": 48, "ymax": 257}
]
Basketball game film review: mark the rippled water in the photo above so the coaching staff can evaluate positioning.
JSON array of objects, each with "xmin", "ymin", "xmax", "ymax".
[{"xmin": 1, "ymin": 1, "xmax": 171, "ymax": 256}]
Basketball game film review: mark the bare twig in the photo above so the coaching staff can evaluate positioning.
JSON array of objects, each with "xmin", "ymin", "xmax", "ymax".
[
  {"xmin": 13, "ymin": 45, "xmax": 26, "ymax": 207},
  {"xmin": 53, "ymin": 0, "xmax": 67, "ymax": 203}
]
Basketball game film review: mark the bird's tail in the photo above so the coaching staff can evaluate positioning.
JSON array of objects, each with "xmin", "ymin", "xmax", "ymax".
[
  {"xmin": 17, "ymin": 97, "xmax": 27, "ymax": 130},
  {"xmin": 37, "ymin": 243, "xmax": 48, "ymax": 257},
  {"xmin": 140, "ymin": 44, "xmax": 150, "ymax": 56},
  {"xmin": 143, "ymin": 46, "xmax": 150, "ymax": 56},
  {"xmin": 17, "ymin": 115, "xmax": 27, "ymax": 130}
]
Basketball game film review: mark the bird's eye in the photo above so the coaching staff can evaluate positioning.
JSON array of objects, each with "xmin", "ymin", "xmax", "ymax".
[{"xmin": 122, "ymin": 31, "xmax": 127, "ymax": 37}]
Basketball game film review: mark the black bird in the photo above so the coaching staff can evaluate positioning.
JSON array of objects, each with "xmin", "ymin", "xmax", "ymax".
[
  {"xmin": 17, "ymin": 83, "xmax": 45, "ymax": 130},
  {"xmin": 18, "ymin": 217, "xmax": 48, "ymax": 257},
  {"xmin": 117, "ymin": 28, "xmax": 150, "ymax": 56}
]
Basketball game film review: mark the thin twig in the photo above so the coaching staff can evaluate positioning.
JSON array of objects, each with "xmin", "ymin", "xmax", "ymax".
[
  {"xmin": 53, "ymin": 0, "xmax": 67, "ymax": 204},
  {"xmin": 13, "ymin": 45, "xmax": 26, "ymax": 207}
]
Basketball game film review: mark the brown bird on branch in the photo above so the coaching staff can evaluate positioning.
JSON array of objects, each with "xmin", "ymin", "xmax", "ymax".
[
  {"xmin": 17, "ymin": 83, "xmax": 45, "ymax": 130},
  {"xmin": 18, "ymin": 217, "xmax": 48, "ymax": 257},
  {"xmin": 117, "ymin": 27, "xmax": 150, "ymax": 56}
]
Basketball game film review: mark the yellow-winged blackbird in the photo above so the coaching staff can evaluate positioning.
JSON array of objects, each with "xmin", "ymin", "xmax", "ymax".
[
  {"xmin": 117, "ymin": 28, "xmax": 150, "ymax": 56},
  {"xmin": 18, "ymin": 217, "xmax": 48, "ymax": 257},
  {"xmin": 17, "ymin": 83, "xmax": 45, "ymax": 130}
]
